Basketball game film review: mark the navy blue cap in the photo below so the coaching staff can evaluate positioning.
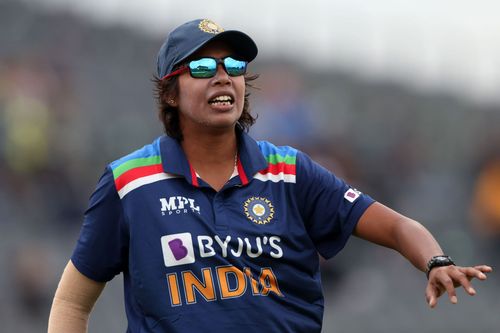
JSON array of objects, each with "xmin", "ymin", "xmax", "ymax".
[{"xmin": 156, "ymin": 19, "xmax": 258, "ymax": 79}]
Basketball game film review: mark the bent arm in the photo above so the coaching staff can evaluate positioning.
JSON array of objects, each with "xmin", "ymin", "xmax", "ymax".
[
  {"xmin": 354, "ymin": 201, "xmax": 492, "ymax": 307},
  {"xmin": 48, "ymin": 260, "xmax": 105, "ymax": 333},
  {"xmin": 354, "ymin": 201, "xmax": 443, "ymax": 271}
]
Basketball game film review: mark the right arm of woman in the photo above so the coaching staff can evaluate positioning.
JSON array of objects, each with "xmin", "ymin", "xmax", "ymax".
[{"xmin": 48, "ymin": 260, "xmax": 106, "ymax": 333}]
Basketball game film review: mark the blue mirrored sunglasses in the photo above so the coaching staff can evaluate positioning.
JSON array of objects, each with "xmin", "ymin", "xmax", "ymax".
[{"xmin": 161, "ymin": 56, "xmax": 248, "ymax": 80}]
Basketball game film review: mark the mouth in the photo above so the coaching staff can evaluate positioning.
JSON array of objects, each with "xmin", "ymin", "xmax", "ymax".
[{"xmin": 208, "ymin": 95, "xmax": 234, "ymax": 107}]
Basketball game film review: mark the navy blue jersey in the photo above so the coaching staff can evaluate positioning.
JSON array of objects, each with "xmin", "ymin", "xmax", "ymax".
[{"xmin": 71, "ymin": 131, "xmax": 374, "ymax": 332}]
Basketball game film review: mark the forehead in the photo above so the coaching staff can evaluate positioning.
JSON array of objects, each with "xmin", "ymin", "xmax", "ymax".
[{"xmin": 190, "ymin": 40, "xmax": 235, "ymax": 58}]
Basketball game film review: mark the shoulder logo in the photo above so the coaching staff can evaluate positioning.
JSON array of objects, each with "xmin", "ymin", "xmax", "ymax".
[
  {"xmin": 344, "ymin": 188, "xmax": 361, "ymax": 203},
  {"xmin": 244, "ymin": 197, "xmax": 275, "ymax": 225},
  {"xmin": 198, "ymin": 19, "xmax": 224, "ymax": 34}
]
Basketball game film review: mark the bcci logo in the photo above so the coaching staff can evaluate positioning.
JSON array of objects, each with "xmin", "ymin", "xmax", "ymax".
[
  {"xmin": 198, "ymin": 19, "xmax": 224, "ymax": 34},
  {"xmin": 243, "ymin": 197, "xmax": 275, "ymax": 225}
]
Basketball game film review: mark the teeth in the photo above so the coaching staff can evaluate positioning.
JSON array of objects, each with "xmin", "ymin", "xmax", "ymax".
[{"xmin": 210, "ymin": 95, "xmax": 233, "ymax": 104}]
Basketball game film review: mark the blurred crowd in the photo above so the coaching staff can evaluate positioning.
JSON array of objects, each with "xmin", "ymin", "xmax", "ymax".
[{"xmin": 1, "ymin": 1, "xmax": 499, "ymax": 332}]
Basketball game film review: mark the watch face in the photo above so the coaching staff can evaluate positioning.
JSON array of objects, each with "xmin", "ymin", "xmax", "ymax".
[
  {"xmin": 427, "ymin": 256, "xmax": 454, "ymax": 278},
  {"xmin": 429, "ymin": 256, "xmax": 454, "ymax": 268}
]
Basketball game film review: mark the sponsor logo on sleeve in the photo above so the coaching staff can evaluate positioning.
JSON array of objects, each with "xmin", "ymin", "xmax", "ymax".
[{"xmin": 344, "ymin": 188, "xmax": 361, "ymax": 203}]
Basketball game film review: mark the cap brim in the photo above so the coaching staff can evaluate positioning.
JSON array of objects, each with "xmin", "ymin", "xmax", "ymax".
[
  {"xmin": 177, "ymin": 30, "xmax": 258, "ymax": 66},
  {"xmin": 210, "ymin": 30, "xmax": 258, "ymax": 62}
]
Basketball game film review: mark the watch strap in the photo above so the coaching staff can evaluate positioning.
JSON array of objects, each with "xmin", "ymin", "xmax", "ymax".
[{"xmin": 426, "ymin": 255, "xmax": 455, "ymax": 279}]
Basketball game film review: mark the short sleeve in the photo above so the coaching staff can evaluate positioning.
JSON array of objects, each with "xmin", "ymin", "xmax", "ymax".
[
  {"xmin": 71, "ymin": 166, "xmax": 129, "ymax": 282},
  {"xmin": 295, "ymin": 151, "xmax": 375, "ymax": 259}
]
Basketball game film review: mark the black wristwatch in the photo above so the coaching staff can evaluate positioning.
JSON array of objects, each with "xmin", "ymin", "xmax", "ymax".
[{"xmin": 426, "ymin": 255, "xmax": 455, "ymax": 279}]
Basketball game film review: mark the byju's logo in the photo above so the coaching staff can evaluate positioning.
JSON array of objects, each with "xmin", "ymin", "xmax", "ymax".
[
  {"xmin": 161, "ymin": 233, "xmax": 195, "ymax": 267},
  {"xmin": 344, "ymin": 188, "xmax": 361, "ymax": 203}
]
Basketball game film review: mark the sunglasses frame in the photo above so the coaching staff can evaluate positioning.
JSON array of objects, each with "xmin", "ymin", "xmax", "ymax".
[{"xmin": 161, "ymin": 56, "xmax": 248, "ymax": 80}]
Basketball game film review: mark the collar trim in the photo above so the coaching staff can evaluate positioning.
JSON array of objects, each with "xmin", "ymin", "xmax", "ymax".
[{"xmin": 236, "ymin": 155, "xmax": 249, "ymax": 185}]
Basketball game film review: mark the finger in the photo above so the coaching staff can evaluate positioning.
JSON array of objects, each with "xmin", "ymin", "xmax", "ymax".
[
  {"xmin": 474, "ymin": 265, "xmax": 493, "ymax": 273},
  {"xmin": 461, "ymin": 267, "xmax": 489, "ymax": 280},
  {"xmin": 425, "ymin": 284, "xmax": 437, "ymax": 308},
  {"xmin": 428, "ymin": 295, "xmax": 437, "ymax": 308},
  {"xmin": 440, "ymin": 277, "xmax": 458, "ymax": 304},
  {"xmin": 452, "ymin": 271, "xmax": 476, "ymax": 295},
  {"xmin": 425, "ymin": 283, "xmax": 443, "ymax": 308}
]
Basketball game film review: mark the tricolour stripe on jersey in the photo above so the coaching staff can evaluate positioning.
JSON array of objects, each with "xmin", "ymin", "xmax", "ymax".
[
  {"xmin": 255, "ymin": 163, "xmax": 296, "ymax": 183},
  {"xmin": 260, "ymin": 162, "xmax": 296, "ymax": 175},
  {"xmin": 117, "ymin": 173, "xmax": 180, "ymax": 199},
  {"xmin": 112, "ymin": 156, "xmax": 162, "ymax": 179},
  {"xmin": 254, "ymin": 172, "xmax": 296, "ymax": 183},
  {"xmin": 114, "ymin": 164, "xmax": 164, "ymax": 192},
  {"xmin": 255, "ymin": 142, "xmax": 297, "ymax": 184},
  {"xmin": 265, "ymin": 154, "xmax": 296, "ymax": 165},
  {"xmin": 109, "ymin": 139, "xmax": 177, "ymax": 198}
]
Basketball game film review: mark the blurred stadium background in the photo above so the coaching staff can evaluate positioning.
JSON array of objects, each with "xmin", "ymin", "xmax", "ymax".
[{"xmin": 1, "ymin": 0, "xmax": 499, "ymax": 332}]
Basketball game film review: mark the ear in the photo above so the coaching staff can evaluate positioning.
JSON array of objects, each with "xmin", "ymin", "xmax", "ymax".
[{"xmin": 164, "ymin": 94, "xmax": 178, "ymax": 107}]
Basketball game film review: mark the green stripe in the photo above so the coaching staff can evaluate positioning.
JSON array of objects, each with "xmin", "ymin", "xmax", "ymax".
[
  {"xmin": 112, "ymin": 156, "xmax": 161, "ymax": 179},
  {"xmin": 265, "ymin": 154, "xmax": 296, "ymax": 165}
]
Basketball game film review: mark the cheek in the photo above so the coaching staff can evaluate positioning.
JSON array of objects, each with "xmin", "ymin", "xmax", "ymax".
[
  {"xmin": 177, "ymin": 78, "xmax": 204, "ymax": 109},
  {"xmin": 235, "ymin": 78, "xmax": 246, "ymax": 103}
]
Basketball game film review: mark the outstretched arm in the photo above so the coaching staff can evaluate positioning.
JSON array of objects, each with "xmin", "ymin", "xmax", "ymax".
[
  {"xmin": 48, "ymin": 260, "xmax": 105, "ymax": 333},
  {"xmin": 354, "ymin": 202, "xmax": 492, "ymax": 308}
]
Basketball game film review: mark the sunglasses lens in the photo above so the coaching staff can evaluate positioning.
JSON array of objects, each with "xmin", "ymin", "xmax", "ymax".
[
  {"xmin": 188, "ymin": 57, "xmax": 247, "ymax": 78},
  {"xmin": 189, "ymin": 58, "xmax": 217, "ymax": 78},
  {"xmin": 224, "ymin": 57, "xmax": 247, "ymax": 76}
]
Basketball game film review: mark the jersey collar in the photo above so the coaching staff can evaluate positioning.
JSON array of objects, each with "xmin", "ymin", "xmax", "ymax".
[
  {"xmin": 159, "ymin": 129, "xmax": 268, "ymax": 188},
  {"xmin": 236, "ymin": 129, "xmax": 268, "ymax": 185}
]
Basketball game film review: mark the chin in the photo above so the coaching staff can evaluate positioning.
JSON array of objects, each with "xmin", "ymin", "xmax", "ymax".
[{"xmin": 207, "ymin": 112, "xmax": 242, "ymax": 126}]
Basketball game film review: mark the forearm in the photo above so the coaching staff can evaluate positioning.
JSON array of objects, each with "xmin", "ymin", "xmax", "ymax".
[
  {"xmin": 391, "ymin": 217, "xmax": 443, "ymax": 272},
  {"xmin": 355, "ymin": 202, "xmax": 443, "ymax": 272},
  {"xmin": 48, "ymin": 296, "xmax": 91, "ymax": 333},
  {"xmin": 48, "ymin": 261, "xmax": 105, "ymax": 333}
]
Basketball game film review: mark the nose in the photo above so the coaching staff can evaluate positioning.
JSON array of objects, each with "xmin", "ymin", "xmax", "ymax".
[{"xmin": 212, "ymin": 63, "xmax": 231, "ymax": 85}]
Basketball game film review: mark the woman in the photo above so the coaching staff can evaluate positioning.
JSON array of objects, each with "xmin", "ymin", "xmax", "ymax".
[{"xmin": 48, "ymin": 19, "xmax": 492, "ymax": 332}]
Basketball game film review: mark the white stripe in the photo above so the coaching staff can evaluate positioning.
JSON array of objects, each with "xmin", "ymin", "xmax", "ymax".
[
  {"xmin": 253, "ymin": 172, "xmax": 296, "ymax": 183},
  {"xmin": 118, "ymin": 173, "xmax": 180, "ymax": 199}
]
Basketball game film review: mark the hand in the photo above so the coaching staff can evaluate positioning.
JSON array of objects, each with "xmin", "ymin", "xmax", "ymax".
[{"xmin": 425, "ymin": 265, "xmax": 492, "ymax": 308}]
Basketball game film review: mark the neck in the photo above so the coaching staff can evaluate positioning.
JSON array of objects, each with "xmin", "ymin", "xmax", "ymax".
[
  {"xmin": 180, "ymin": 127, "xmax": 239, "ymax": 191},
  {"xmin": 181, "ymin": 128, "xmax": 238, "ymax": 166}
]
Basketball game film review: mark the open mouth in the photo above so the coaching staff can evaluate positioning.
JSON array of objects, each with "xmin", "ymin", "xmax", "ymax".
[{"xmin": 208, "ymin": 95, "xmax": 234, "ymax": 106}]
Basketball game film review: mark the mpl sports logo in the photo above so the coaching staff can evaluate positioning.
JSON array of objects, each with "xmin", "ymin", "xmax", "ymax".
[{"xmin": 160, "ymin": 196, "xmax": 201, "ymax": 216}]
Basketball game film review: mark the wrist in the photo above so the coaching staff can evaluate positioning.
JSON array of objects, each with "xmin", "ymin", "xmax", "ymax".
[{"xmin": 426, "ymin": 255, "xmax": 455, "ymax": 279}]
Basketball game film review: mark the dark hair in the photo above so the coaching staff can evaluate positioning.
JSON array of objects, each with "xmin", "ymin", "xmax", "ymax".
[{"xmin": 153, "ymin": 73, "xmax": 259, "ymax": 141}]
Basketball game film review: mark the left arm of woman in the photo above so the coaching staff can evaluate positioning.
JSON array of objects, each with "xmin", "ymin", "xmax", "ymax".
[{"xmin": 354, "ymin": 202, "xmax": 493, "ymax": 308}]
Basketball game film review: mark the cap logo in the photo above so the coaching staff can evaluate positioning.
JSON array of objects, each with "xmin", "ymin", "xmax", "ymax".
[{"xmin": 198, "ymin": 19, "xmax": 224, "ymax": 34}]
